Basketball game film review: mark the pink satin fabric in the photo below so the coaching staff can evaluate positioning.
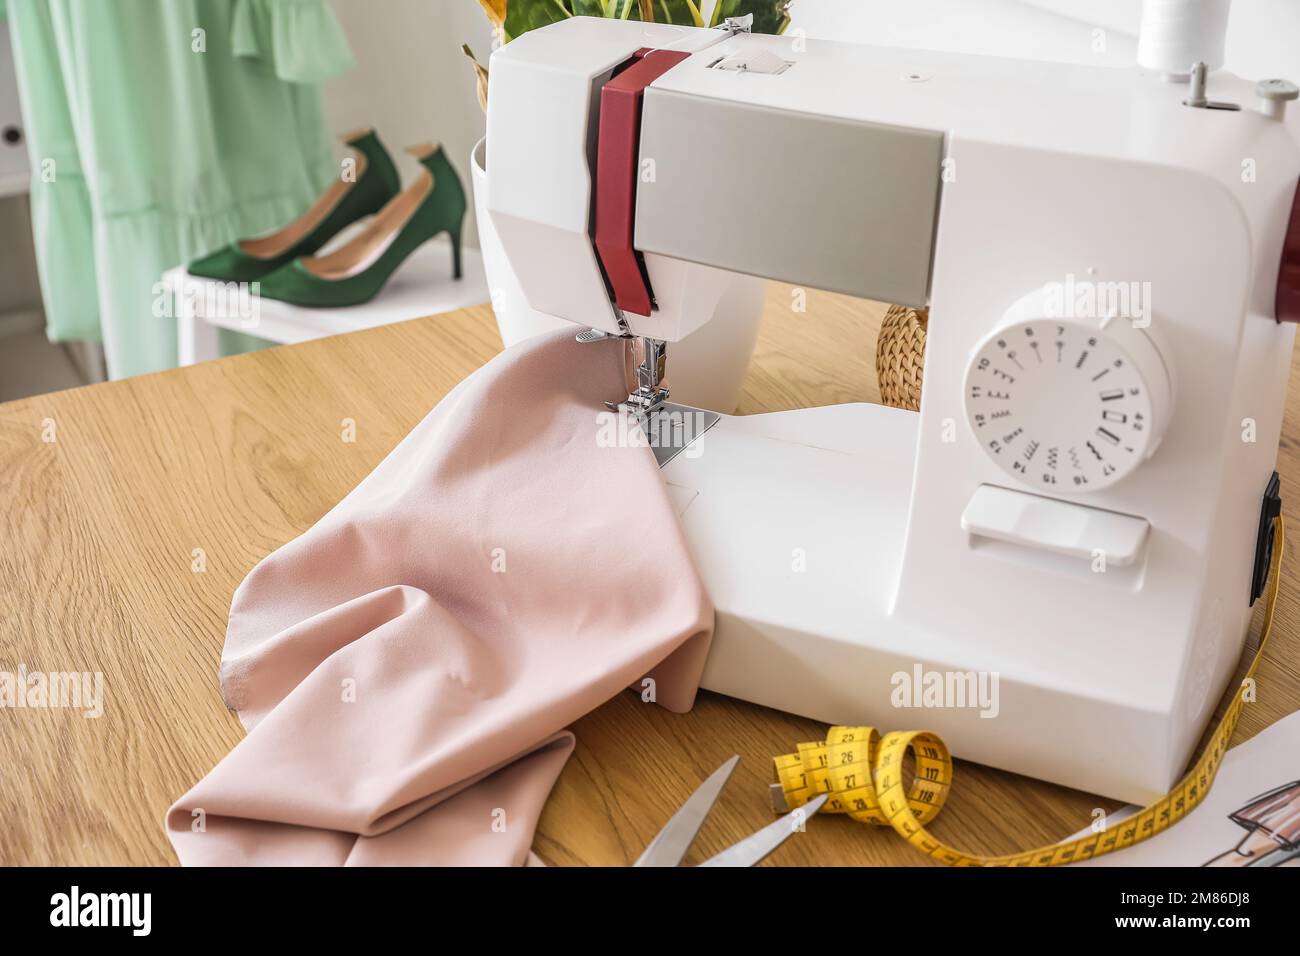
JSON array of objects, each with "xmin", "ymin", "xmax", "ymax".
[{"xmin": 166, "ymin": 331, "xmax": 714, "ymax": 865}]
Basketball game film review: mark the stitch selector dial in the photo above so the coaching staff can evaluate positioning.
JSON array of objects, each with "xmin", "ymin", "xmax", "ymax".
[{"xmin": 963, "ymin": 302, "xmax": 1172, "ymax": 494}]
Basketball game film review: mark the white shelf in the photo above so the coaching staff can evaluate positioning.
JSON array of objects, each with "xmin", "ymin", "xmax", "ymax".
[{"xmin": 164, "ymin": 233, "xmax": 489, "ymax": 365}]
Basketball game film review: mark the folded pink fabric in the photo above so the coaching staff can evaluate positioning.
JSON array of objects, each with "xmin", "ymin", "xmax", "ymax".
[{"xmin": 166, "ymin": 330, "xmax": 714, "ymax": 865}]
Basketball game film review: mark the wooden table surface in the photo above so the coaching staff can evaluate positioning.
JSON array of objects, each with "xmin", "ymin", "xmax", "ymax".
[{"xmin": 3, "ymin": 284, "xmax": 1299, "ymax": 866}]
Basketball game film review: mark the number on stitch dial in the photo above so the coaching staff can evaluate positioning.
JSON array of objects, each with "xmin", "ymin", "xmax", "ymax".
[{"xmin": 963, "ymin": 317, "xmax": 1169, "ymax": 493}]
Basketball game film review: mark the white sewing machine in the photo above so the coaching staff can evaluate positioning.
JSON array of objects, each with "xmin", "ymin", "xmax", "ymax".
[{"xmin": 485, "ymin": 14, "xmax": 1300, "ymax": 803}]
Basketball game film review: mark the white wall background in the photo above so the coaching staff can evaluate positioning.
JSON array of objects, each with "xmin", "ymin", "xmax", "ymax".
[
  {"xmin": 791, "ymin": 0, "xmax": 1137, "ymax": 66},
  {"xmin": 790, "ymin": 0, "xmax": 1300, "ymax": 79},
  {"xmin": 323, "ymin": 0, "xmax": 496, "ymax": 248}
]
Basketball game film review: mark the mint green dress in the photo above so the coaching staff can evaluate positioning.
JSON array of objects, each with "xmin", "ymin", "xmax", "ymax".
[{"xmin": 4, "ymin": 0, "xmax": 354, "ymax": 377}]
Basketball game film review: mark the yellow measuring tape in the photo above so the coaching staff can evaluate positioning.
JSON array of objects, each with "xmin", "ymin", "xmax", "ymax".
[{"xmin": 774, "ymin": 516, "xmax": 1286, "ymax": 866}]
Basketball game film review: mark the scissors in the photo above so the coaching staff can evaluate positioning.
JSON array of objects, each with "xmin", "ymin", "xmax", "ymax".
[{"xmin": 633, "ymin": 755, "xmax": 828, "ymax": 867}]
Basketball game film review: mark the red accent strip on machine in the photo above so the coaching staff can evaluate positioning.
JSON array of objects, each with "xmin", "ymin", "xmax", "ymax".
[
  {"xmin": 594, "ymin": 48, "xmax": 690, "ymax": 317},
  {"xmin": 1278, "ymin": 181, "xmax": 1300, "ymax": 323}
]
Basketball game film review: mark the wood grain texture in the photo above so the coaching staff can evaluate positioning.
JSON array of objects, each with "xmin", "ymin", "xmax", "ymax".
[{"xmin": 1, "ymin": 285, "xmax": 1297, "ymax": 866}]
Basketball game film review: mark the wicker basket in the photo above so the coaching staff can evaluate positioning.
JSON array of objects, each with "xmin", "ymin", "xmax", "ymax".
[{"xmin": 875, "ymin": 304, "xmax": 928, "ymax": 411}]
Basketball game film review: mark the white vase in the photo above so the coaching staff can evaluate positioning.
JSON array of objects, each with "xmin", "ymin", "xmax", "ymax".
[{"xmin": 470, "ymin": 137, "xmax": 765, "ymax": 413}]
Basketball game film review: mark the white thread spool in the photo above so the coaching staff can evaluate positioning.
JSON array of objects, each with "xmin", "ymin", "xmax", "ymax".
[{"xmin": 1137, "ymin": 0, "xmax": 1232, "ymax": 80}]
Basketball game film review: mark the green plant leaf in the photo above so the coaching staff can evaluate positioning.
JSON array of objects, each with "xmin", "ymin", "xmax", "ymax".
[
  {"xmin": 710, "ymin": 0, "xmax": 790, "ymax": 34},
  {"xmin": 649, "ymin": 0, "xmax": 705, "ymax": 26},
  {"xmin": 499, "ymin": 0, "xmax": 788, "ymax": 39},
  {"xmin": 503, "ymin": 0, "xmax": 573, "ymax": 41}
]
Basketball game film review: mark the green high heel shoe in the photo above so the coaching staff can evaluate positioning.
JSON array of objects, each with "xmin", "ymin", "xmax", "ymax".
[
  {"xmin": 188, "ymin": 128, "xmax": 400, "ymax": 283},
  {"xmin": 257, "ymin": 143, "xmax": 467, "ymax": 308}
]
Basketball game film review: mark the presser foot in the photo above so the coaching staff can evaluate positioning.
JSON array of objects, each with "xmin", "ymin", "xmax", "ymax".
[
  {"xmin": 608, "ymin": 400, "xmax": 720, "ymax": 469},
  {"xmin": 579, "ymin": 327, "xmax": 717, "ymax": 466}
]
